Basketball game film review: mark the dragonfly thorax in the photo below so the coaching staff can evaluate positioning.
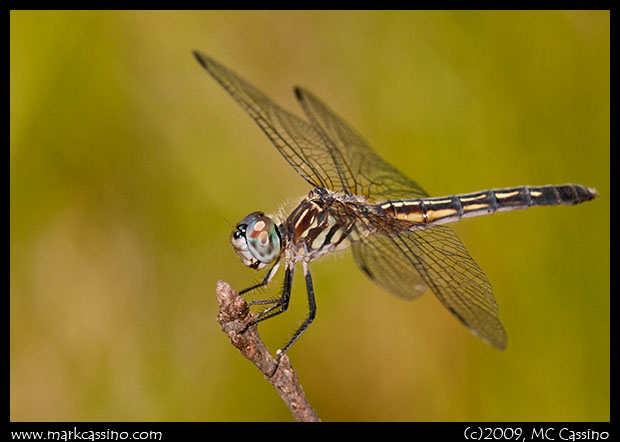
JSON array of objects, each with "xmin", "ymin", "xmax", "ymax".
[{"xmin": 231, "ymin": 211, "xmax": 282, "ymax": 270}]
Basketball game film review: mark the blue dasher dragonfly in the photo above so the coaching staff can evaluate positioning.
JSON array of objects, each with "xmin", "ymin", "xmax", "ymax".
[{"xmin": 193, "ymin": 51, "xmax": 597, "ymax": 372}]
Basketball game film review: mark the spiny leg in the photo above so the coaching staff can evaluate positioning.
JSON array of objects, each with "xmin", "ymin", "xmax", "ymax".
[
  {"xmin": 252, "ymin": 266, "xmax": 294, "ymax": 321},
  {"xmin": 244, "ymin": 261, "xmax": 286, "ymax": 311},
  {"xmin": 239, "ymin": 261, "xmax": 281, "ymax": 295},
  {"xmin": 240, "ymin": 266, "xmax": 293, "ymax": 334},
  {"xmin": 269, "ymin": 262, "xmax": 316, "ymax": 377}
]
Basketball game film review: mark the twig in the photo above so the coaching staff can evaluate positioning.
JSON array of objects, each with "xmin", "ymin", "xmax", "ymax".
[{"xmin": 215, "ymin": 280, "xmax": 321, "ymax": 422}]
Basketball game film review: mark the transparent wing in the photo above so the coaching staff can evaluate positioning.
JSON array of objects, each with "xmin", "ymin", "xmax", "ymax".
[
  {"xmin": 295, "ymin": 87, "xmax": 428, "ymax": 201},
  {"xmin": 351, "ymin": 229, "xmax": 428, "ymax": 300},
  {"xmin": 194, "ymin": 51, "xmax": 427, "ymax": 200},
  {"xmin": 194, "ymin": 51, "xmax": 345, "ymax": 190},
  {"xmin": 351, "ymin": 214, "xmax": 506, "ymax": 349}
]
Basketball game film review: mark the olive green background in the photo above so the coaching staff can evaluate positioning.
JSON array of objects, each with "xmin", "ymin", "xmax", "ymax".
[{"xmin": 10, "ymin": 11, "xmax": 609, "ymax": 421}]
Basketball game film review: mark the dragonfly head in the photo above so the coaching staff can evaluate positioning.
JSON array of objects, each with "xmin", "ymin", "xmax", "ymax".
[{"xmin": 231, "ymin": 211, "xmax": 282, "ymax": 270}]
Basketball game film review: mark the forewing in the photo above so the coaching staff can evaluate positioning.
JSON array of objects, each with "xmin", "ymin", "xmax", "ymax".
[
  {"xmin": 194, "ymin": 51, "xmax": 343, "ymax": 190},
  {"xmin": 295, "ymin": 87, "xmax": 428, "ymax": 201}
]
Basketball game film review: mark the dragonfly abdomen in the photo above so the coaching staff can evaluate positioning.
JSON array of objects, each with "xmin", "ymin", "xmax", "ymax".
[{"xmin": 380, "ymin": 184, "xmax": 598, "ymax": 226}]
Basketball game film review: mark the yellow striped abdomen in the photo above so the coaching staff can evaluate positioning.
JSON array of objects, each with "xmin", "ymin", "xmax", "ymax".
[{"xmin": 379, "ymin": 184, "xmax": 598, "ymax": 226}]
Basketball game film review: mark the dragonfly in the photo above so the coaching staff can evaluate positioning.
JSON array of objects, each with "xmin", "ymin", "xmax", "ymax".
[{"xmin": 193, "ymin": 51, "xmax": 598, "ymax": 374}]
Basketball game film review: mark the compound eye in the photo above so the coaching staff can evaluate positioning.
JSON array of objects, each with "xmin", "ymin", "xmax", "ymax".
[{"xmin": 246, "ymin": 215, "xmax": 281, "ymax": 264}]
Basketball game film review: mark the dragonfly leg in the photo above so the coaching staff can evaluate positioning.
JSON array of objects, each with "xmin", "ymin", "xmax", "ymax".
[
  {"xmin": 239, "ymin": 266, "xmax": 293, "ymax": 334},
  {"xmin": 239, "ymin": 261, "xmax": 280, "ymax": 295},
  {"xmin": 269, "ymin": 262, "xmax": 316, "ymax": 377}
]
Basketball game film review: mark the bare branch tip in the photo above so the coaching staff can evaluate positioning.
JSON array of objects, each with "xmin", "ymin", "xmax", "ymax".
[{"xmin": 215, "ymin": 279, "xmax": 321, "ymax": 422}]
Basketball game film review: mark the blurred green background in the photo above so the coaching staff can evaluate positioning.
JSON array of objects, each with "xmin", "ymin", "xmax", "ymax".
[{"xmin": 10, "ymin": 11, "xmax": 609, "ymax": 421}]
